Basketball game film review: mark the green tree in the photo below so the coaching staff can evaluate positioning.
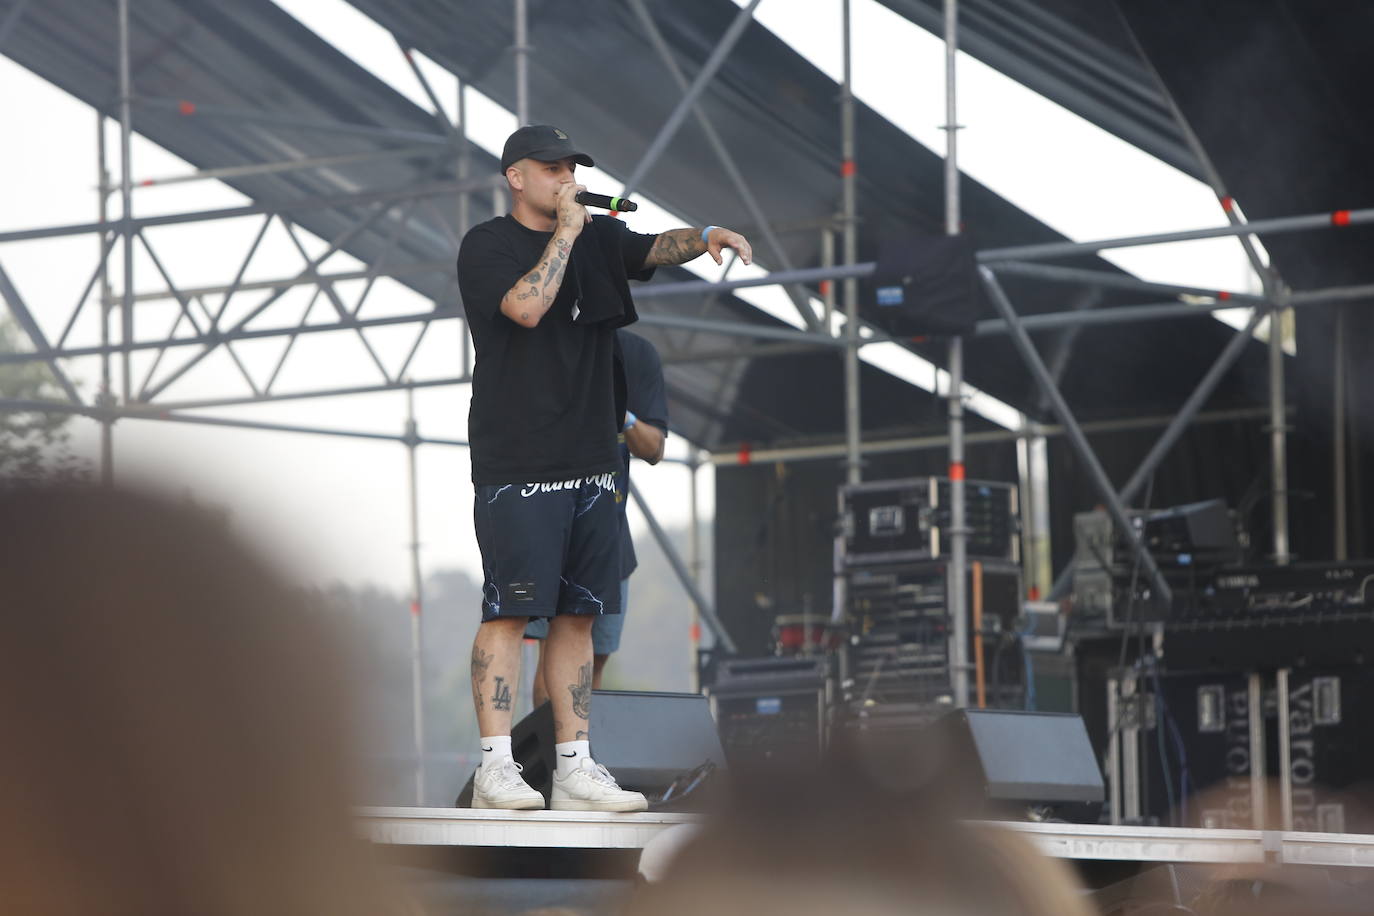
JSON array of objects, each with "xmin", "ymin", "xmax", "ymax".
[{"xmin": 0, "ymin": 314, "xmax": 87, "ymax": 484}]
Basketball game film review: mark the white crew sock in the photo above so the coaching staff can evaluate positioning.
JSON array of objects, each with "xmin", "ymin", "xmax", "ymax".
[
  {"xmin": 554, "ymin": 739, "xmax": 592, "ymax": 779},
  {"xmin": 480, "ymin": 735, "xmax": 512, "ymax": 770}
]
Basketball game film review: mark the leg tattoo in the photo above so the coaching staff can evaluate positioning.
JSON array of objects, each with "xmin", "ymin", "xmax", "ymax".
[
  {"xmin": 471, "ymin": 645, "xmax": 493, "ymax": 711},
  {"xmin": 569, "ymin": 661, "xmax": 592, "ymax": 721},
  {"xmin": 492, "ymin": 675, "xmax": 513, "ymax": 711}
]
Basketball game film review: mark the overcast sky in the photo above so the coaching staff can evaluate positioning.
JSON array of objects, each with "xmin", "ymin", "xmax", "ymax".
[{"xmin": 0, "ymin": 0, "xmax": 1265, "ymax": 593}]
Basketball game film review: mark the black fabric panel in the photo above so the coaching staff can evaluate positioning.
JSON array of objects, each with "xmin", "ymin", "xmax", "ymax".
[{"xmin": 1115, "ymin": 0, "xmax": 1374, "ymax": 560}]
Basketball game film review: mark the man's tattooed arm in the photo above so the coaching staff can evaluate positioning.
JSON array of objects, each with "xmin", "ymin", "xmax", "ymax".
[
  {"xmin": 643, "ymin": 225, "xmax": 753, "ymax": 269},
  {"xmin": 642, "ymin": 228, "xmax": 707, "ymax": 267},
  {"xmin": 500, "ymin": 233, "xmax": 575, "ymax": 327}
]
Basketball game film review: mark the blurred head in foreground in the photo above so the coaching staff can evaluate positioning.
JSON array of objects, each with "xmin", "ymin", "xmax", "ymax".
[
  {"xmin": 631, "ymin": 746, "xmax": 1095, "ymax": 916},
  {"xmin": 0, "ymin": 485, "xmax": 393, "ymax": 914}
]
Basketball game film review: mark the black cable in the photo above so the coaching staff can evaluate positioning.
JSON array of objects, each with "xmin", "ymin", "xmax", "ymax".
[
  {"xmin": 1110, "ymin": 474, "xmax": 1171, "ymax": 823},
  {"xmin": 1151, "ymin": 659, "xmax": 1191, "ymax": 825},
  {"xmin": 1116, "ymin": 474, "xmax": 1155, "ymax": 672},
  {"xmin": 1149, "ymin": 655, "xmax": 1177, "ymax": 825}
]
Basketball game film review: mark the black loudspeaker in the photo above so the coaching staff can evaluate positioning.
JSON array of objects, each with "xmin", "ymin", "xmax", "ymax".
[
  {"xmin": 455, "ymin": 690, "xmax": 727, "ymax": 808},
  {"xmin": 929, "ymin": 709, "xmax": 1105, "ymax": 821},
  {"xmin": 866, "ymin": 233, "xmax": 983, "ymax": 337}
]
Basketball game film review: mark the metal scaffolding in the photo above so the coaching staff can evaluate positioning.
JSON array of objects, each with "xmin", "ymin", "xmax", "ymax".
[{"xmin": 0, "ymin": 0, "xmax": 1363, "ymax": 782}]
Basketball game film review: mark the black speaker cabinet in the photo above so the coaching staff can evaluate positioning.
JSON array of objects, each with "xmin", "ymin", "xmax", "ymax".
[
  {"xmin": 455, "ymin": 690, "xmax": 727, "ymax": 807},
  {"xmin": 929, "ymin": 708, "xmax": 1105, "ymax": 821}
]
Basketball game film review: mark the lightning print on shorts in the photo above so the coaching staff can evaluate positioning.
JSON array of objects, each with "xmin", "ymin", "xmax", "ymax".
[{"xmin": 560, "ymin": 576, "xmax": 605, "ymax": 614}]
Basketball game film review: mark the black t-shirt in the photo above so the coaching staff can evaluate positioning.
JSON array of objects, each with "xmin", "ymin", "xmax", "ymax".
[
  {"xmin": 615, "ymin": 329, "xmax": 669, "ymax": 578},
  {"xmin": 457, "ymin": 214, "xmax": 657, "ymax": 485}
]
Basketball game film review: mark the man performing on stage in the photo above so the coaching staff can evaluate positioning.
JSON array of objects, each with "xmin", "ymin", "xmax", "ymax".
[
  {"xmin": 525, "ymin": 328, "xmax": 669, "ymax": 706},
  {"xmin": 456, "ymin": 124, "xmax": 750, "ymax": 811}
]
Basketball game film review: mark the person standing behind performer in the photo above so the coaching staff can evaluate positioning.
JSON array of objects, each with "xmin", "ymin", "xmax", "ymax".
[
  {"xmin": 456, "ymin": 124, "xmax": 751, "ymax": 812},
  {"xmin": 526, "ymin": 329, "xmax": 669, "ymax": 706}
]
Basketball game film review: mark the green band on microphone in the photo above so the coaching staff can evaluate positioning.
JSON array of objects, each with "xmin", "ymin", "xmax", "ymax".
[{"xmin": 611, "ymin": 197, "xmax": 623, "ymax": 210}]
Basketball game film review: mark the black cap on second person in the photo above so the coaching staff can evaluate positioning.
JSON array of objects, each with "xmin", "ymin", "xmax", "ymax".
[{"xmin": 500, "ymin": 124, "xmax": 595, "ymax": 173}]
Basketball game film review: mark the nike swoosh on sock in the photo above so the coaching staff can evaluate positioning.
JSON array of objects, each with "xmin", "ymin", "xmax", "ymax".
[
  {"xmin": 482, "ymin": 746, "xmax": 493, "ymax": 752},
  {"xmin": 560, "ymin": 751, "xmax": 577, "ymax": 757}
]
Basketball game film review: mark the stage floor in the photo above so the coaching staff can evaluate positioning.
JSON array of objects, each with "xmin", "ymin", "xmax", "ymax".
[{"xmin": 359, "ymin": 807, "xmax": 1374, "ymax": 869}]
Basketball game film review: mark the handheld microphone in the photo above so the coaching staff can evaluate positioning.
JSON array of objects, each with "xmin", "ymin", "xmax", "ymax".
[{"xmin": 575, "ymin": 190, "xmax": 639, "ymax": 212}]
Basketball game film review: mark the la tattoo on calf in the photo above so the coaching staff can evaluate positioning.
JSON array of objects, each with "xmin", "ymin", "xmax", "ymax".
[
  {"xmin": 492, "ymin": 675, "xmax": 513, "ymax": 711},
  {"xmin": 471, "ymin": 645, "xmax": 493, "ymax": 710},
  {"xmin": 569, "ymin": 661, "xmax": 592, "ymax": 720}
]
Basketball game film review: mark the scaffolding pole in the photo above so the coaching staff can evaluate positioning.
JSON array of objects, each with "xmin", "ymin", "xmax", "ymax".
[
  {"xmin": 987, "ymin": 260, "xmax": 1262, "ymax": 304},
  {"xmin": 8, "ymin": 270, "xmax": 1371, "ymax": 374},
  {"xmin": 841, "ymin": 0, "xmax": 861, "ymax": 486},
  {"xmin": 0, "ymin": 397, "xmax": 470, "ymax": 446},
  {"xmin": 513, "ymin": 0, "xmax": 529, "ymax": 125},
  {"xmin": 0, "ymin": 309, "xmax": 462, "ymax": 366},
  {"xmin": 0, "ymin": 176, "xmax": 501, "ymax": 246},
  {"xmin": 943, "ymin": 0, "xmax": 970, "ymax": 709},
  {"xmin": 117, "ymin": 0, "xmax": 133, "ymax": 403},
  {"xmin": 100, "ymin": 259, "xmax": 452, "ymax": 307},
  {"xmin": 978, "ymin": 206, "xmax": 1374, "ymax": 264},
  {"xmin": 134, "ymin": 96, "xmax": 450, "ymax": 146},
  {"xmin": 96, "ymin": 110, "xmax": 115, "ymax": 484},
  {"xmin": 130, "ymin": 145, "xmax": 443, "ymax": 190},
  {"xmin": 980, "ymin": 267, "xmax": 1172, "ymax": 607},
  {"xmin": 626, "ymin": 0, "xmax": 821, "ymax": 332},
  {"xmin": 706, "ymin": 406, "xmax": 1279, "ymax": 466},
  {"xmin": 1270, "ymin": 311, "xmax": 1291, "ymax": 564},
  {"xmin": 1144, "ymin": 57, "xmax": 1295, "ymax": 570},
  {"xmin": 404, "ymin": 387, "xmax": 426, "ymax": 805},
  {"xmin": 0, "ymin": 264, "xmax": 83, "ymax": 405},
  {"xmin": 621, "ymin": 0, "xmax": 762, "ymax": 198},
  {"xmin": 1119, "ymin": 306, "xmax": 1268, "ymax": 504},
  {"xmin": 1334, "ymin": 307, "xmax": 1348, "ymax": 560},
  {"xmin": 688, "ymin": 446, "xmax": 703, "ymax": 691},
  {"xmin": 1046, "ymin": 305, "xmax": 1269, "ymax": 600},
  {"xmin": 629, "ymin": 480, "xmax": 737, "ymax": 654}
]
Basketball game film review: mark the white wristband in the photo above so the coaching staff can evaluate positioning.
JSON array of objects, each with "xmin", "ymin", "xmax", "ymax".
[
  {"xmin": 701, "ymin": 225, "xmax": 718, "ymax": 246},
  {"xmin": 623, "ymin": 410, "xmax": 638, "ymax": 431}
]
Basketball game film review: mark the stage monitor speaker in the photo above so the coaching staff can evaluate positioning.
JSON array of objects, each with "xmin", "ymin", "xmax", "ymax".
[
  {"xmin": 455, "ymin": 690, "xmax": 727, "ymax": 808},
  {"xmin": 929, "ymin": 709, "xmax": 1104, "ymax": 821}
]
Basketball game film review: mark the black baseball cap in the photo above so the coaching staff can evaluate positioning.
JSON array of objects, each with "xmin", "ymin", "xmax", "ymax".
[{"xmin": 500, "ymin": 124, "xmax": 595, "ymax": 173}]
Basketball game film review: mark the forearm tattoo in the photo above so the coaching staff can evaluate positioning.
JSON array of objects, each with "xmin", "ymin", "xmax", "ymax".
[
  {"xmin": 644, "ymin": 227, "xmax": 708, "ymax": 267},
  {"xmin": 508, "ymin": 235, "xmax": 573, "ymax": 323},
  {"xmin": 471, "ymin": 645, "xmax": 493, "ymax": 710},
  {"xmin": 569, "ymin": 661, "xmax": 592, "ymax": 720}
]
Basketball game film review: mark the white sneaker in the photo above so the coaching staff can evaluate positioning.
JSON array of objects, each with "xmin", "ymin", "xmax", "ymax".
[
  {"xmin": 471, "ymin": 757, "xmax": 544, "ymax": 810},
  {"xmin": 551, "ymin": 758, "xmax": 648, "ymax": 812}
]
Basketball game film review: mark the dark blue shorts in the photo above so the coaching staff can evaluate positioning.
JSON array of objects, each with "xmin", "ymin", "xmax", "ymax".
[{"xmin": 473, "ymin": 473, "xmax": 623, "ymax": 622}]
